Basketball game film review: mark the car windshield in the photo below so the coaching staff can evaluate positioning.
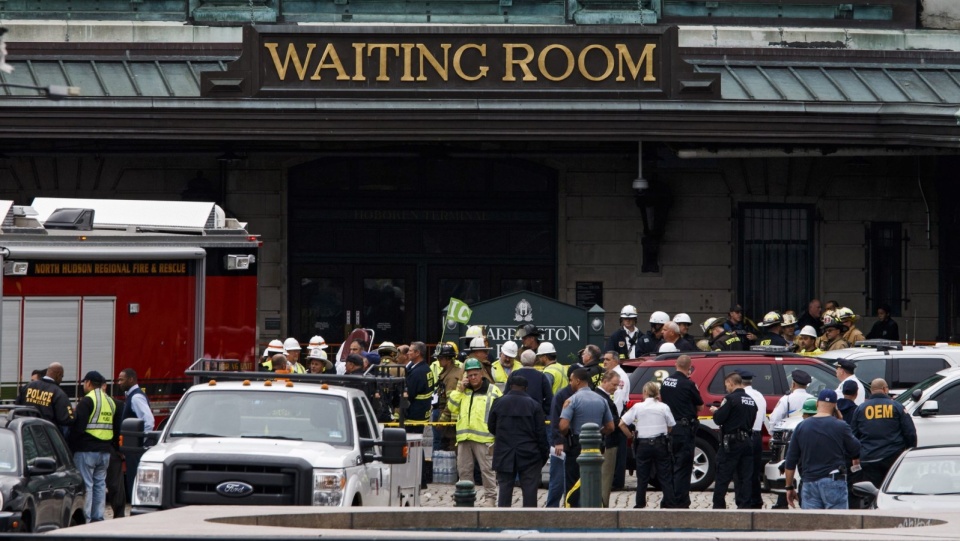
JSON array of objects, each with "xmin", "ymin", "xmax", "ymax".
[
  {"xmin": 166, "ymin": 390, "xmax": 353, "ymax": 447},
  {"xmin": 896, "ymin": 374, "xmax": 946, "ymax": 406},
  {"xmin": 886, "ymin": 455, "xmax": 960, "ymax": 495},
  {"xmin": 0, "ymin": 431, "xmax": 17, "ymax": 473}
]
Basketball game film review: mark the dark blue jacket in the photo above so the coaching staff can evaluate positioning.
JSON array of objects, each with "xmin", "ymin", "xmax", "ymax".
[
  {"xmin": 851, "ymin": 393, "xmax": 917, "ymax": 462},
  {"xmin": 488, "ymin": 390, "xmax": 549, "ymax": 473},
  {"xmin": 549, "ymin": 385, "xmax": 575, "ymax": 446},
  {"xmin": 836, "ymin": 398, "xmax": 857, "ymax": 426},
  {"xmin": 785, "ymin": 416, "xmax": 860, "ymax": 483},
  {"xmin": 513, "ymin": 367, "xmax": 553, "ymax": 416}
]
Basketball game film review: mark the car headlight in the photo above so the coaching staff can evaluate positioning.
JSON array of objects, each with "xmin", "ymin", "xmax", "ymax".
[
  {"xmin": 133, "ymin": 463, "xmax": 163, "ymax": 506},
  {"xmin": 312, "ymin": 469, "xmax": 345, "ymax": 506}
]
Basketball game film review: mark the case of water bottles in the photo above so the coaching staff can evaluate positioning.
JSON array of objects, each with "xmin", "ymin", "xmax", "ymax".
[{"xmin": 432, "ymin": 450, "xmax": 458, "ymax": 484}]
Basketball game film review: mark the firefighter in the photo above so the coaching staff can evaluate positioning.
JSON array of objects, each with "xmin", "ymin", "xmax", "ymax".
[
  {"xmin": 491, "ymin": 340, "xmax": 520, "ymax": 389},
  {"xmin": 435, "ymin": 345, "xmax": 465, "ymax": 451},
  {"xmin": 538, "ymin": 342, "xmax": 567, "ymax": 396},
  {"xmin": 574, "ymin": 344, "xmax": 604, "ymax": 389},
  {"xmin": 820, "ymin": 317, "xmax": 850, "ymax": 352},
  {"xmin": 837, "ymin": 307, "xmax": 866, "ymax": 346},
  {"xmin": 306, "ymin": 349, "xmax": 333, "ymax": 374},
  {"xmin": 673, "ymin": 313, "xmax": 699, "ymax": 351},
  {"xmin": 459, "ymin": 325, "xmax": 486, "ymax": 361},
  {"xmin": 757, "ymin": 311, "xmax": 788, "ymax": 347},
  {"xmin": 465, "ymin": 336, "xmax": 495, "ymax": 382},
  {"xmin": 259, "ymin": 339, "xmax": 285, "ymax": 371},
  {"xmin": 703, "ymin": 317, "xmax": 742, "ymax": 351},
  {"xmin": 447, "ymin": 358, "xmax": 502, "ymax": 506},
  {"xmin": 283, "ymin": 337, "xmax": 303, "ymax": 366},
  {"xmin": 515, "ymin": 324, "xmax": 542, "ymax": 354},
  {"xmin": 781, "ymin": 312, "xmax": 798, "ymax": 348},
  {"xmin": 307, "ymin": 335, "xmax": 328, "ymax": 352},
  {"xmin": 15, "ymin": 361, "xmax": 74, "ymax": 430},
  {"xmin": 639, "ymin": 311, "xmax": 670, "ymax": 356},
  {"xmin": 377, "ymin": 341, "xmax": 399, "ymax": 364},
  {"xmin": 710, "ymin": 372, "xmax": 758, "ymax": 509},
  {"xmin": 723, "ymin": 304, "xmax": 759, "ymax": 348},
  {"xmin": 605, "ymin": 304, "xmax": 641, "ymax": 360}
]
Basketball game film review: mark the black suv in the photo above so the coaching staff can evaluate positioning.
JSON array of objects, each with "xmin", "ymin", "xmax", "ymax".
[{"xmin": 0, "ymin": 407, "xmax": 85, "ymax": 532}]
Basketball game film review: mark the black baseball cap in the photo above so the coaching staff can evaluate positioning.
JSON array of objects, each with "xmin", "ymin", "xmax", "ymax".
[
  {"xmin": 82, "ymin": 371, "xmax": 106, "ymax": 385},
  {"xmin": 842, "ymin": 379, "xmax": 859, "ymax": 395}
]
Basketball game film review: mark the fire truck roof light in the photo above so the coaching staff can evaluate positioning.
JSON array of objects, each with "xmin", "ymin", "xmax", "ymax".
[
  {"xmin": 208, "ymin": 380, "xmax": 216, "ymax": 386},
  {"xmin": 264, "ymin": 380, "xmax": 272, "ymax": 387},
  {"xmin": 242, "ymin": 380, "xmax": 250, "ymax": 386},
  {"xmin": 285, "ymin": 381, "xmax": 294, "ymax": 388}
]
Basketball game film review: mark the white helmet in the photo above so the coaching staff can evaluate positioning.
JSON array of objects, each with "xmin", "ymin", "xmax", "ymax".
[
  {"xmin": 650, "ymin": 311, "xmax": 670, "ymax": 325},
  {"xmin": 308, "ymin": 335, "xmax": 328, "ymax": 350},
  {"xmin": 465, "ymin": 325, "xmax": 485, "ymax": 339},
  {"xmin": 501, "ymin": 341, "xmax": 519, "ymax": 358},
  {"xmin": 468, "ymin": 336, "xmax": 491, "ymax": 352},
  {"xmin": 263, "ymin": 339, "xmax": 285, "ymax": 357},
  {"xmin": 307, "ymin": 348, "xmax": 328, "ymax": 361},
  {"xmin": 536, "ymin": 342, "xmax": 557, "ymax": 356},
  {"xmin": 673, "ymin": 313, "xmax": 692, "ymax": 324},
  {"xmin": 799, "ymin": 325, "xmax": 818, "ymax": 339},
  {"xmin": 283, "ymin": 337, "xmax": 301, "ymax": 352},
  {"xmin": 701, "ymin": 317, "xmax": 727, "ymax": 334},
  {"xmin": 620, "ymin": 305, "xmax": 638, "ymax": 319},
  {"xmin": 659, "ymin": 342, "xmax": 679, "ymax": 353}
]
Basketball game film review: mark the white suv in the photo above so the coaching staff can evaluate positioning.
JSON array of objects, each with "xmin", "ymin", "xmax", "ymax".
[{"xmin": 818, "ymin": 341, "xmax": 960, "ymax": 397}]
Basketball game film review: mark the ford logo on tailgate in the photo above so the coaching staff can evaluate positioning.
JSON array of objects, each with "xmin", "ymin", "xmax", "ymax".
[{"xmin": 216, "ymin": 481, "xmax": 255, "ymax": 498}]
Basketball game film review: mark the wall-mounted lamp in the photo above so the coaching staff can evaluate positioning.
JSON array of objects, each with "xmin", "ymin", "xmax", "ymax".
[
  {"xmin": 633, "ymin": 142, "xmax": 672, "ymax": 274},
  {"xmin": 128, "ymin": 303, "xmax": 140, "ymax": 315}
]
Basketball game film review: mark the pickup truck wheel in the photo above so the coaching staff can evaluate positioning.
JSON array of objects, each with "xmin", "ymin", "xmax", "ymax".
[{"xmin": 689, "ymin": 437, "xmax": 716, "ymax": 492}]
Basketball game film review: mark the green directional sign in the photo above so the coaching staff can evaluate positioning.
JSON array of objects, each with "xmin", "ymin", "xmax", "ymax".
[{"xmin": 450, "ymin": 290, "xmax": 604, "ymax": 365}]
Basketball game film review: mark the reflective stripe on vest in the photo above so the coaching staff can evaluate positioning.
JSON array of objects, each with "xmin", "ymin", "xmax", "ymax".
[
  {"xmin": 544, "ymin": 363, "xmax": 567, "ymax": 396},
  {"xmin": 415, "ymin": 370, "xmax": 437, "ymax": 402},
  {"xmin": 86, "ymin": 389, "xmax": 115, "ymax": 440}
]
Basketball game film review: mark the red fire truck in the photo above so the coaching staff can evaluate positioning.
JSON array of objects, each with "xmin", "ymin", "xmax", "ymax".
[{"xmin": 0, "ymin": 197, "xmax": 259, "ymax": 410}]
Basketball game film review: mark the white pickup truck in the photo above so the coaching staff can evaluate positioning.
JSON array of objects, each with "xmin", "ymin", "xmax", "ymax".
[{"xmin": 127, "ymin": 370, "xmax": 421, "ymax": 513}]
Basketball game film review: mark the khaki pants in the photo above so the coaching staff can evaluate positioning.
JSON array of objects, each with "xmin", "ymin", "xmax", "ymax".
[
  {"xmin": 601, "ymin": 447, "xmax": 618, "ymax": 507},
  {"xmin": 457, "ymin": 440, "xmax": 497, "ymax": 503}
]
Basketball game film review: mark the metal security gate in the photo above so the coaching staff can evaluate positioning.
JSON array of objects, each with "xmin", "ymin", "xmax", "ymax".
[{"xmin": 738, "ymin": 204, "xmax": 815, "ymax": 317}]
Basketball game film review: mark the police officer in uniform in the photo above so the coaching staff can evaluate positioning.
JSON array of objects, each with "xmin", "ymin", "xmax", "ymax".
[
  {"xmin": 738, "ymin": 370, "xmax": 767, "ymax": 509},
  {"xmin": 703, "ymin": 317, "xmax": 743, "ymax": 351},
  {"xmin": 605, "ymin": 305, "xmax": 641, "ymax": 360},
  {"xmin": 405, "ymin": 341, "xmax": 436, "ymax": 489},
  {"xmin": 710, "ymin": 372, "xmax": 758, "ymax": 509},
  {"xmin": 757, "ymin": 311, "xmax": 788, "ymax": 346},
  {"xmin": 659, "ymin": 354, "xmax": 704, "ymax": 508},
  {"xmin": 15, "ymin": 362, "xmax": 74, "ymax": 430},
  {"xmin": 851, "ymin": 378, "xmax": 917, "ymax": 488}
]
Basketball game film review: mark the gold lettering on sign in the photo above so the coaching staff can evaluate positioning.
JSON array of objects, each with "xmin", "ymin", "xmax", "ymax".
[
  {"xmin": 502, "ymin": 44, "xmax": 537, "ymax": 82},
  {"xmin": 264, "ymin": 43, "xmax": 316, "ymax": 81},
  {"xmin": 367, "ymin": 44, "xmax": 401, "ymax": 81},
  {"xmin": 538, "ymin": 44, "xmax": 575, "ymax": 82},
  {"xmin": 401, "ymin": 44, "xmax": 416, "ymax": 82},
  {"xmin": 578, "ymin": 44, "xmax": 615, "ymax": 82},
  {"xmin": 615, "ymin": 43, "xmax": 656, "ymax": 82},
  {"xmin": 310, "ymin": 43, "xmax": 350, "ymax": 81},
  {"xmin": 352, "ymin": 43, "xmax": 366, "ymax": 81},
  {"xmin": 417, "ymin": 43, "xmax": 452, "ymax": 82},
  {"xmin": 453, "ymin": 44, "xmax": 488, "ymax": 81}
]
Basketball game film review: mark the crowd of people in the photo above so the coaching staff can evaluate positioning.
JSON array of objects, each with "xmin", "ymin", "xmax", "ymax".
[{"xmin": 14, "ymin": 363, "xmax": 155, "ymax": 523}]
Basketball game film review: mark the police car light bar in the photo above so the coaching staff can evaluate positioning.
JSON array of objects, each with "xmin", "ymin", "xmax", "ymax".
[
  {"xmin": 853, "ymin": 339, "xmax": 903, "ymax": 351},
  {"xmin": 749, "ymin": 345, "xmax": 790, "ymax": 353}
]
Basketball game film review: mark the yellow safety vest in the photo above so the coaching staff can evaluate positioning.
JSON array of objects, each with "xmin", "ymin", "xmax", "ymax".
[
  {"xmin": 543, "ymin": 362, "xmax": 568, "ymax": 396},
  {"xmin": 799, "ymin": 349, "xmax": 824, "ymax": 357},
  {"xmin": 447, "ymin": 383, "xmax": 502, "ymax": 444},
  {"xmin": 85, "ymin": 389, "xmax": 115, "ymax": 441},
  {"xmin": 491, "ymin": 360, "xmax": 518, "ymax": 384},
  {"xmin": 291, "ymin": 362, "xmax": 306, "ymax": 374}
]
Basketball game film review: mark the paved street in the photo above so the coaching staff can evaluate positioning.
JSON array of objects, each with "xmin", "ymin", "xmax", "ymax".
[{"xmin": 420, "ymin": 480, "xmax": 779, "ymax": 509}]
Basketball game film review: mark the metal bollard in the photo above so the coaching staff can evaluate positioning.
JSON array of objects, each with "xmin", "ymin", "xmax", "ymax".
[
  {"xmin": 577, "ymin": 422, "xmax": 604, "ymax": 508},
  {"xmin": 454, "ymin": 480, "xmax": 477, "ymax": 507}
]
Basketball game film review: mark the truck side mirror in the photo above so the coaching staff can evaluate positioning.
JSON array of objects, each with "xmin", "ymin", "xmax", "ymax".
[
  {"xmin": 911, "ymin": 388, "xmax": 923, "ymax": 402},
  {"xmin": 27, "ymin": 457, "xmax": 57, "ymax": 476},
  {"xmin": 121, "ymin": 417, "xmax": 146, "ymax": 450},
  {"xmin": 920, "ymin": 401, "xmax": 939, "ymax": 417},
  {"xmin": 379, "ymin": 428, "xmax": 408, "ymax": 465}
]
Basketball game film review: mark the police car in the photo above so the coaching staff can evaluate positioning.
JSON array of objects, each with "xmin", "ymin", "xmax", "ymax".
[
  {"xmin": 765, "ymin": 366, "xmax": 960, "ymax": 493},
  {"xmin": 818, "ymin": 340, "xmax": 960, "ymax": 397},
  {"xmin": 128, "ymin": 360, "xmax": 420, "ymax": 513}
]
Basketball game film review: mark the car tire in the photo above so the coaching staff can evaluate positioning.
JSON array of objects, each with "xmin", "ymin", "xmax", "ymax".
[{"xmin": 689, "ymin": 437, "xmax": 717, "ymax": 492}]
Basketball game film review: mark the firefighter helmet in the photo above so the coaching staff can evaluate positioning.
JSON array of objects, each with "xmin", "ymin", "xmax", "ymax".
[
  {"xmin": 464, "ymin": 358, "xmax": 483, "ymax": 371},
  {"xmin": 308, "ymin": 335, "xmax": 328, "ymax": 350},
  {"xmin": 536, "ymin": 342, "xmax": 557, "ymax": 356},
  {"xmin": 620, "ymin": 305, "xmax": 638, "ymax": 319},
  {"xmin": 659, "ymin": 342, "xmax": 679, "ymax": 353},
  {"xmin": 378, "ymin": 341, "xmax": 398, "ymax": 356},
  {"xmin": 701, "ymin": 317, "xmax": 727, "ymax": 334},
  {"xmin": 465, "ymin": 325, "xmax": 485, "ymax": 339},
  {"xmin": 759, "ymin": 311, "xmax": 783, "ymax": 328},
  {"xmin": 515, "ymin": 324, "xmax": 541, "ymax": 340},
  {"xmin": 501, "ymin": 341, "xmax": 519, "ymax": 358},
  {"xmin": 782, "ymin": 313, "xmax": 798, "ymax": 327},
  {"xmin": 434, "ymin": 344, "xmax": 457, "ymax": 359},
  {"xmin": 466, "ymin": 336, "xmax": 491, "ymax": 352},
  {"xmin": 836, "ymin": 307, "xmax": 857, "ymax": 323},
  {"xmin": 650, "ymin": 311, "xmax": 670, "ymax": 325},
  {"xmin": 673, "ymin": 313, "xmax": 692, "ymax": 324}
]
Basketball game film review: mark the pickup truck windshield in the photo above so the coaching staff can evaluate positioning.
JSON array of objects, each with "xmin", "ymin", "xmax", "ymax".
[{"xmin": 166, "ymin": 390, "xmax": 353, "ymax": 446}]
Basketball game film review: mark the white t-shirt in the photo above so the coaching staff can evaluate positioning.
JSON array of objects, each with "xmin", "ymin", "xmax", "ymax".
[
  {"xmin": 769, "ymin": 388, "xmax": 814, "ymax": 428},
  {"xmin": 743, "ymin": 384, "xmax": 767, "ymax": 432},
  {"xmin": 621, "ymin": 399, "xmax": 675, "ymax": 438},
  {"xmin": 612, "ymin": 365, "xmax": 629, "ymax": 413},
  {"xmin": 835, "ymin": 375, "xmax": 866, "ymax": 405}
]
